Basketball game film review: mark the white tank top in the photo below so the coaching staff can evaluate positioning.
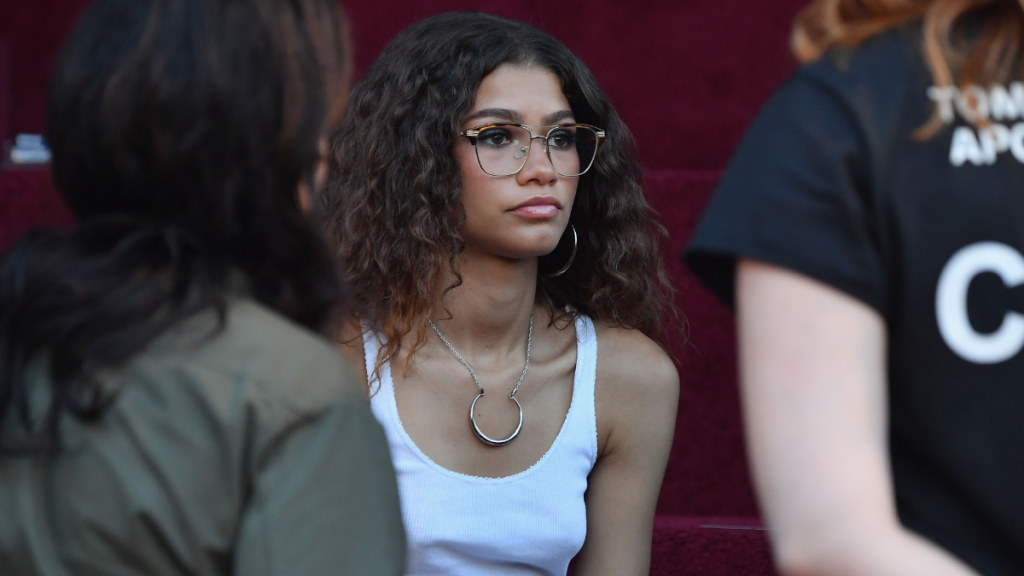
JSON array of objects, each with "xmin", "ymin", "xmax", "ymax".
[{"xmin": 362, "ymin": 314, "xmax": 599, "ymax": 576}]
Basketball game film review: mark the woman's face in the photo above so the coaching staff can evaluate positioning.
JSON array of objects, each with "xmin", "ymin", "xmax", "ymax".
[{"xmin": 455, "ymin": 64, "xmax": 578, "ymax": 261}]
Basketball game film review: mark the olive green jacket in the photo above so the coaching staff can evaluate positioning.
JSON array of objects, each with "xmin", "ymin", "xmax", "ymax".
[{"xmin": 0, "ymin": 299, "xmax": 405, "ymax": 576}]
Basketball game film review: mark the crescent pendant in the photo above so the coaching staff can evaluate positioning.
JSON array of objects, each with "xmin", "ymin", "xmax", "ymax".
[{"xmin": 470, "ymin": 392, "xmax": 523, "ymax": 446}]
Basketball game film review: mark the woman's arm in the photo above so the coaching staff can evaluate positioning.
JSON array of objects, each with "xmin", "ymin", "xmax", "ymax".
[
  {"xmin": 736, "ymin": 259, "xmax": 979, "ymax": 576},
  {"xmin": 573, "ymin": 327, "xmax": 679, "ymax": 576}
]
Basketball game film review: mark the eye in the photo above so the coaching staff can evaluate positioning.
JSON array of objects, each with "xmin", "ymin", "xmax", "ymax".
[
  {"xmin": 477, "ymin": 127, "xmax": 516, "ymax": 148},
  {"xmin": 548, "ymin": 128, "xmax": 575, "ymax": 150}
]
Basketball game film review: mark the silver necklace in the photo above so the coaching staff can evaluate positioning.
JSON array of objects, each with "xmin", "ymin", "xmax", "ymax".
[{"xmin": 427, "ymin": 313, "xmax": 533, "ymax": 447}]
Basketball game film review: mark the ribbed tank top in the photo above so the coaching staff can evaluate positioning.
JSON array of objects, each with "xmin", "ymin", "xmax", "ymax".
[{"xmin": 363, "ymin": 314, "xmax": 599, "ymax": 576}]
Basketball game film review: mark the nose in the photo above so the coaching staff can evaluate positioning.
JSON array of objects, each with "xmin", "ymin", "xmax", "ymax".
[
  {"xmin": 513, "ymin": 135, "xmax": 549, "ymax": 159},
  {"xmin": 515, "ymin": 136, "xmax": 558, "ymax": 185}
]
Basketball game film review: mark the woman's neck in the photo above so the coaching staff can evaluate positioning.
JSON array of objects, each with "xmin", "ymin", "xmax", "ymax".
[{"xmin": 428, "ymin": 246, "xmax": 539, "ymax": 361}]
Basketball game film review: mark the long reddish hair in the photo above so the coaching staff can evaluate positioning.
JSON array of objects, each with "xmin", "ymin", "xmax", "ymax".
[{"xmin": 794, "ymin": 0, "xmax": 1024, "ymax": 131}]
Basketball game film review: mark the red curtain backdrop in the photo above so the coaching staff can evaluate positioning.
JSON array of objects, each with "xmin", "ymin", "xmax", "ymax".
[{"xmin": 0, "ymin": 1, "xmax": 811, "ymax": 573}]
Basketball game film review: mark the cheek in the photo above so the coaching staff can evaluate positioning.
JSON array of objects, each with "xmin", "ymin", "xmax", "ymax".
[
  {"xmin": 456, "ymin": 145, "xmax": 482, "ymax": 191},
  {"xmin": 456, "ymin": 147, "xmax": 497, "ymax": 225}
]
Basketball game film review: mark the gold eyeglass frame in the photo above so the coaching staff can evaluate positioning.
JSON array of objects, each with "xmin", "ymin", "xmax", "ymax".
[{"xmin": 459, "ymin": 123, "xmax": 606, "ymax": 177}]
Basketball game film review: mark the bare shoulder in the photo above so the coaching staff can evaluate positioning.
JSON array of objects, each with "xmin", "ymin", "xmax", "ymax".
[
  {"xmin": 592, "ymin": 322, "xmax": 679, "ymax": 453},
  {"xmin": 593, "ymin": 322, "xmax": 679, "ymax": 402}
]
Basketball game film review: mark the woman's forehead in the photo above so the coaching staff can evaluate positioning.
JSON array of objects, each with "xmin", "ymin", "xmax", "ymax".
[{"xmin": 469, "ymin": 65, "xmax": 571, "ymax": 120}]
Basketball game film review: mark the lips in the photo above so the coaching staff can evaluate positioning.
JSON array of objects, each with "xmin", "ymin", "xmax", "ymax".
[
  {"xmin": 510, "ymin": 196, "xmax": 563, "ymax": 210},
  {"xmin": 509, "ymin": 196, "xmax": 562, "ymax": 219}
]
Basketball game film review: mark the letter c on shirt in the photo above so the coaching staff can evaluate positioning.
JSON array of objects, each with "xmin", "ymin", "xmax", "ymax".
[{"xmin": 936, "ymin": 242, "xmax": 1024, "ymax": 364}]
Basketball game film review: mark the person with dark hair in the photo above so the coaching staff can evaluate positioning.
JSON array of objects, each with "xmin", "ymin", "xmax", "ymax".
[
  {"xmin": 686, "ymin": 0, "xmax": 1024, "ymax": 575},
  {"xmin": 0, "ymin": 0, "xmax": 405, "ymax": 574},
  {"xmin": 327, "ymin": 11, "xmax": 679, "ymax": 576}
]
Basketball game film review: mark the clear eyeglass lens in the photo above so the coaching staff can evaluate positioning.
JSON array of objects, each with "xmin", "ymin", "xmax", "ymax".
[
  {"xmin": 474, "ymin": 125, "xmax": 599, "ymax": 176},
  {"xmin": 475, "ymin": 125, "xmax": 531, "ymax": 176},
  {"xmin": 548, "ymin": 126, "xmax": 598, "ymax": 177}
]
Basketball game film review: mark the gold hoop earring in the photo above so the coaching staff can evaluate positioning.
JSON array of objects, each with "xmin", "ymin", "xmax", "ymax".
[{"xmin": 542, "ymin": 224, "xmax": 577, "ymax": 278}]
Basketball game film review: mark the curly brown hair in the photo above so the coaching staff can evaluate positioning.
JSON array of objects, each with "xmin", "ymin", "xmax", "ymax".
[{"xmin": 325, "ymin": 12, "xmax": 678, "ymax": 372}]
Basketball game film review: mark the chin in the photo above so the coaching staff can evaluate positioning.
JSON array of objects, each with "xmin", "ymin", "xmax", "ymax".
[
  {"xmin": 515, "ymin": 229, "xmax": 565, "ymax": 256},
  {"xmin": 478, "ymin": 236, "xmax": 560, "ymax": 261},
  {"xmin": 466, "ymin": 221, "xmax": 564, "ymax": 258},
  {"xmin": 507, "ymin": 242, "xmax": 562, "ymax": 261}
]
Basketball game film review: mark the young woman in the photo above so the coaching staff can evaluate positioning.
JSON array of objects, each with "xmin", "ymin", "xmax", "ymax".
[
  {"xmin": 328, "ymin": 12, "xmax": 679, "ymax": 576},
  {"xmin": 687, "ymin": 1, "xmax": 1024, "ymax": 575},
  {"xmin": 0, "ymin": 0, "xmax": 404, "ymax": 574}
]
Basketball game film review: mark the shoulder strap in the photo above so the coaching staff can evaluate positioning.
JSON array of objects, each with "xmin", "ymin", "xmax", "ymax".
[{"xmin": 573, "ymin": 314, "xmax": 599, "ymax": 464}]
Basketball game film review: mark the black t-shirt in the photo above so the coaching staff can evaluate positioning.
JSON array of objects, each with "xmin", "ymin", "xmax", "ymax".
[{"xmin": 686, "ymin": 23, "xmax": 1024, "ymax": 576}]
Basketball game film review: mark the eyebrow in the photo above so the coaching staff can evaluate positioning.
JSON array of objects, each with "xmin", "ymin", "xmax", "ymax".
[
  {"xmin": 542, "ymin": 110, "xmax": 576, "ymax": 124},
  {"xmin": 464, "ymin": 108, "xmax": 524, "ymax": 124},
  {"xmin": 463, "ymin": 108, "xmax": 577, "ymax": 125}
]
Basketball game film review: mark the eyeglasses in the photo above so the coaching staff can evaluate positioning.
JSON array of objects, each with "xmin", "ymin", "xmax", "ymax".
[{"xmin": 459, "ymin": 123, "xmax": 606, "ymax": 177}]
